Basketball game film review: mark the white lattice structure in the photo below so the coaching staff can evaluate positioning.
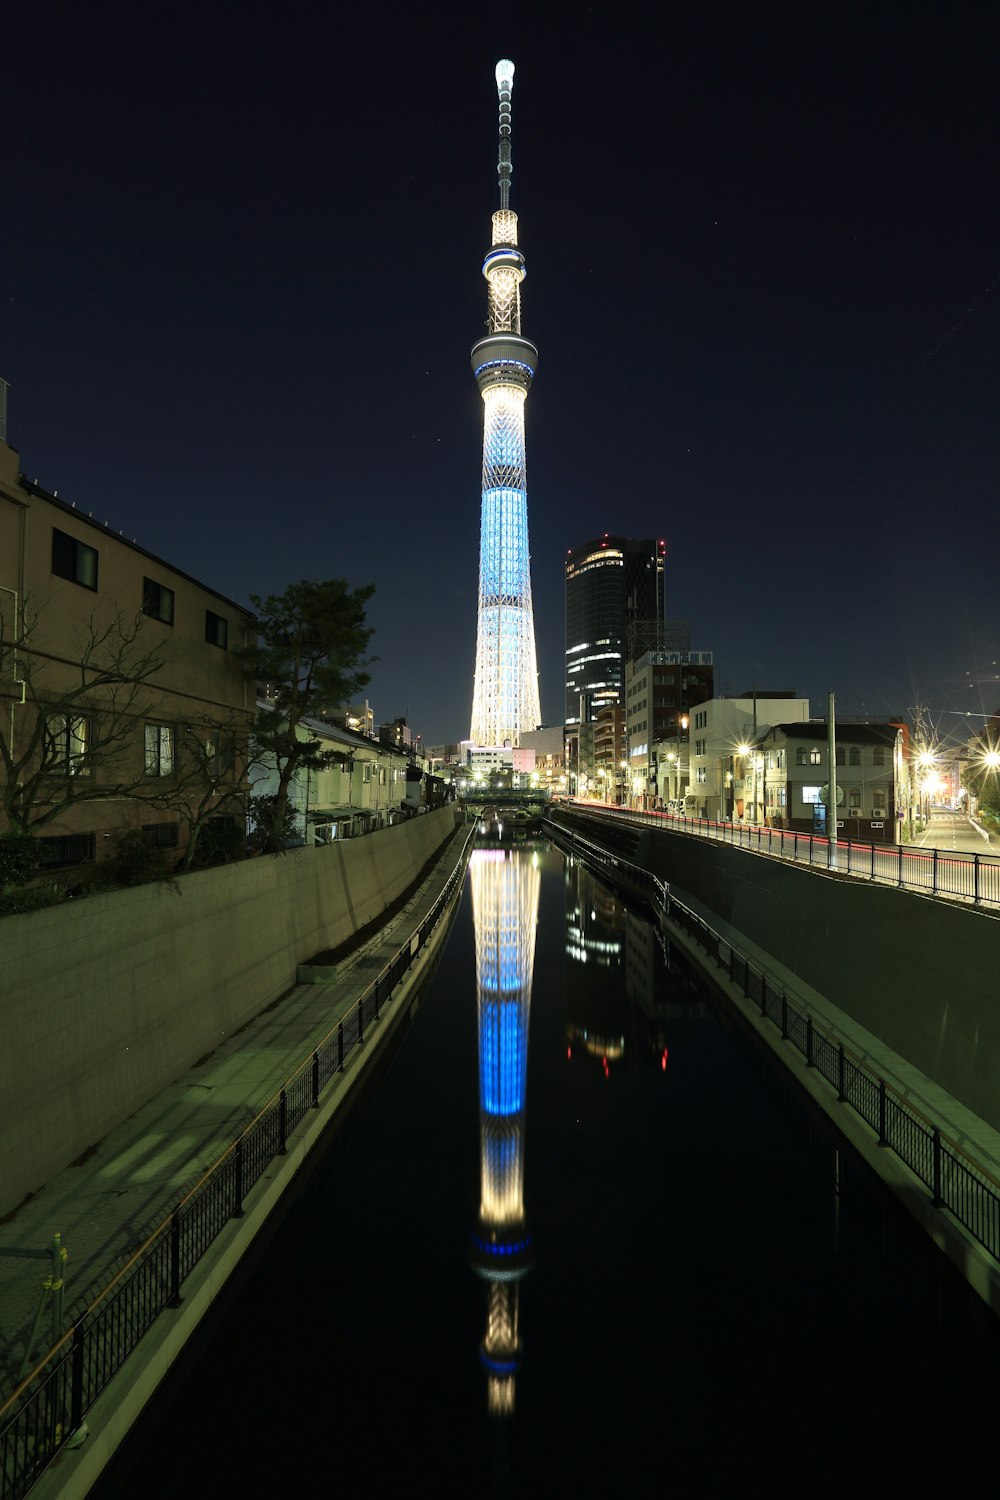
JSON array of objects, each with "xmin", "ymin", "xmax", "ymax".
[
  {"xmin": 468, "ymin": 845, "xmax": 539, "ymax": 1416},
  {"xmin": 469, "ymin": 60, "xmax": 541, "ymax": 749}
]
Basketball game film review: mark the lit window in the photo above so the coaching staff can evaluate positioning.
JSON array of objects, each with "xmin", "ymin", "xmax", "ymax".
[
  {"xmin": 809, "ymin": 748, "xmax": 822, "ymax": 765},
  {"xmin": 44, "ymin": 715, "xmax": 91, "ymax": 776},
  {"xmin": 144, "ymin": 723, "xmax": 174, "ymax": 777},
  {"xmin": 801, "ymin": 785, "xmax": 822, "ymax": 805}
]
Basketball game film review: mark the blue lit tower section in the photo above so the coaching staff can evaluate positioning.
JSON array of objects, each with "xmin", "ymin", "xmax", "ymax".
[
  {"xmin": 469, "ymin": 59, "xmax": 541, "ymax": 749},
  {"xmin": 468, "ymin": 846, "xmax": 540, "ymax": 1416}
]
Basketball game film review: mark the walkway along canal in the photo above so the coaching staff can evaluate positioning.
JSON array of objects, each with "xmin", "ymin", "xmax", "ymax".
[{"xmin": 90, "ymin": 834, "xmax": 1000, "ymax": 1499}]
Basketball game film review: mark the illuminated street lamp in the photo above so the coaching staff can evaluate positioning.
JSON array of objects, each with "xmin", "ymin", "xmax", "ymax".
[
  {"xmin": 916, "ymin": 748, "xmax": 936, "ymax": 829},
  {"xmin": 735, "ymin": 742, "xmax": 751, "ymax": 823}
]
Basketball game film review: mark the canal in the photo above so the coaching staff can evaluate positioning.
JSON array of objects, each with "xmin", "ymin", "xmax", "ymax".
[{"xmin": 95, "ymin": 836, "xmax": 1000, "ymax": 1497}]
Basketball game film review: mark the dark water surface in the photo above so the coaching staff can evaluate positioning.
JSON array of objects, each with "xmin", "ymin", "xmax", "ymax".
[{"xmin": 95, "ymin": 840, "xmax": 1000, "ymax": 1497}]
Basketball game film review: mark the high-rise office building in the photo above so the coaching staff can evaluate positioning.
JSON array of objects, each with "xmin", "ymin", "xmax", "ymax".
[
  {"xmin": 564, "ymin": 536, "xmax": 666, "ymax": 725},
  {"xmin": 469, "ymin": 60, "xmax": 541, "ymax": 748}
]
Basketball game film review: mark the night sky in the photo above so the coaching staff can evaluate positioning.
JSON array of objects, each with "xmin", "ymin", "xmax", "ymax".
[{"xmin": 4, "ymin": 3, "xmax": 997, "ymax": 747}]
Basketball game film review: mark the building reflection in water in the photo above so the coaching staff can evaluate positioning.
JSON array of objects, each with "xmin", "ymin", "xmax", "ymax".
[
  {"xmin": 563, "ymin": 853, "xmax": 707, "ymax": 1077},
  {"xmin": 468, "ymin": 842, "xmax": 541, "ymax": 1421}
]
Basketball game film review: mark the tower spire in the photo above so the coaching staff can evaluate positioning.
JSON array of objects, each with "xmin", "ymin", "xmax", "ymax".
[
  {"xmin": 469, "ymin": 59, "xmax": 541, "ymax": 749},
  {"xmin": 495, "ymin": 59, "xmax": 514, "ymax": 210}
]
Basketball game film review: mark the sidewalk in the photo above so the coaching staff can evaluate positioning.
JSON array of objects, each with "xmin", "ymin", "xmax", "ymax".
[{"xmin": 0, "ymin": 821, "xmax": 472, "ymax": 1394}]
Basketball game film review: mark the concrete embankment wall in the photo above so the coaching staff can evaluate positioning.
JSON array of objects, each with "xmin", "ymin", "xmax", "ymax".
[
  {"xmin": 0, "ymin": 807, "xmax": 459, "ymax": 1216},
  {"xmin": 553, "ymin": 810, "xmax": 1000, "ymax": 1132}
]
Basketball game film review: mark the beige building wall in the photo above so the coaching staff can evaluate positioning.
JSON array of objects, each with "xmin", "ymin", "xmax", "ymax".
[{"xmin": 0, "ymin": 438, "xmax": 254, "ymax": 858}]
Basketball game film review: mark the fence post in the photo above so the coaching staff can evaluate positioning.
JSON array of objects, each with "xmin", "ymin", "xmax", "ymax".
[
  {"xmin": 780, "ymin": 992, "xmax": 788, "ymax": 1039},
  {"xmin": 898, "ymin": 844, "xmax": 904, "ymax": 889},
  {"xmin": 232, "ymin": 1137, "xmax": 245, "ymax": 1218},
  {"xmin": 837, "ymin": 1043, "xmax": 846, "ymax": 1101},
  {"xmin": 312, "ymin": 1051, "xmax": 320, "ymax": 1108},
  {"xmin": 878, "ymin": 1079, "xmax": 887, "ymax": 1146},
  {"xmin": 932, "ymin": 847, "xmax": 939, "ymax": 895},
  {"xmin": 169, "ymin": 1207, "xmax": 182, "ymax": 1306},
  {"xmin": 932, "ymin": 1127, "xmax": 943, "ymax": 1206},
  {"xmin": 70, "ymin": 1321, "xmax": 85, "ymax": 1439},
  {"xmin": 974, "ymin": 853, "xmax": 980, "ymax": 905},
  {"xmin": 338, "ymin": 1021, "xmax": 344, "ymax": 1071},
  {"xmin": 806, "ymin": 1017, "xmax": 814, "ymax": 1066},
  {"xmin": 358, "ymin": 995, "xmax": 365, "ymax": 1045},
  {"xmin": 278, "ymin": 1089, "xmax": 287, "ymax": 1155}
]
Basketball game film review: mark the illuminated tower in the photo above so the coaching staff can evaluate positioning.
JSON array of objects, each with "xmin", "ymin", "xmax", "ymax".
[
  {"xmin": 468, "ymin": 845, "xmax": 539, "ymax": 1416},
  {"xmin": 469, "ymin": 59, "xmax": 541, "ymax": 748}
]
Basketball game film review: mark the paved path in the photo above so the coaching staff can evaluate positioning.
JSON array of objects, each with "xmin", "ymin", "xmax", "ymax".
[
  {"xmin": 0, "ymin": 823, "xmax": 472, "ymax": 1395},
  {"xmin": 916, "ymin": 805, "xmax": 993, "ymax": 853}
]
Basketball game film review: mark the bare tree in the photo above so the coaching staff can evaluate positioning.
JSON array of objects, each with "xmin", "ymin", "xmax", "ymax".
[
  {"xmin": 0, "ymin": 598, "xmax": 168, "ymax": 836},
  {"xmin": 138, "ymin": 712, "xmax": 254, "ymax": 869}
]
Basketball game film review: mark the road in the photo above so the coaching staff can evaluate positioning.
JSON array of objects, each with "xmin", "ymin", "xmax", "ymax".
[{"xmin": 917, "ymin": 805, "xmax": 993, "ymax": 855}]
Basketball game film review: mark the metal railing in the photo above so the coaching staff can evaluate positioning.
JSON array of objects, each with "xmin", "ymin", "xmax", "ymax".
[
  {"xmin": 0, "ymin": 827, "xmax": 475, "ymax": 1500},
  {"xmin": 569, "ymin": 801, "xmax": 1000, "ymax": 907},
  {"xmin": 548, "ymin": 816, "xmax": 1000, "ymax": 1265}
]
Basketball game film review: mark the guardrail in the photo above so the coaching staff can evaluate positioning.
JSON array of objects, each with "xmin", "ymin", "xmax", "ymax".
[
  {"xmin": 568, "ymin": 800, "xmax": 1000, "ymax": 906},
  {"xmin": 0, "ymin": 826, "xmax": 475, "ymax": 1500},
  {"xmin": 549, "ymin": 816, "xmax": 1000, "ymax": 1266}
]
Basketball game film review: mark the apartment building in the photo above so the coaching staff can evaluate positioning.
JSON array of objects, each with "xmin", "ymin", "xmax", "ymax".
[{"xmin": 0, "ymin": 430, "xmax": 254, "ymax": 869}]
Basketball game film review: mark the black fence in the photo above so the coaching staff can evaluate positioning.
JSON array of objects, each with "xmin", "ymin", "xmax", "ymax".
[
  {"xmin": 0, "ymin": 827, "xmax": 474, "ymax": 1500},
  {"xmin": 549, "ymin": 817, "xmax": 1000, "ymax": 1264},
  {"xmin": 573, "ymin": 801, "xmax": 1000, "ymax": 907}
]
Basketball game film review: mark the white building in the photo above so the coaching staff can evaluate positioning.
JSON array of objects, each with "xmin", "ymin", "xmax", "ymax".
[
  {"xmin": 656, "ymin": 694, "xmax": 811, "ymax": 820},
  {"xmin": 250, "ymin": 708, "xmax": 411, "ymax": 842}
]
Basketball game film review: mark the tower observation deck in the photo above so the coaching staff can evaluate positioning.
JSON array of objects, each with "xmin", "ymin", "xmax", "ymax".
[{"xmin": 469, "ymin": 59, "xmax": 542, "ymax": 749}]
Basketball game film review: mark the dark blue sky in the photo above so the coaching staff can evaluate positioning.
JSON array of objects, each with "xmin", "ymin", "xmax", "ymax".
[{"xmin": 4, "ymin": 2, "xmax": 997, "ymax": 746}]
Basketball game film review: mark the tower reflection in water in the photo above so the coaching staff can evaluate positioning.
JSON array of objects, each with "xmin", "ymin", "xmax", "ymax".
[{"xmin": 468, "ymin": 842, "xmax": 541, "ymax": 1419}]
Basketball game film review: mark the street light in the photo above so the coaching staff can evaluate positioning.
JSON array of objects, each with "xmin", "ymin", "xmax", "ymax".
[{"xmin": 735, "ymin": 743, "xmax": 751, "ymax": 823}]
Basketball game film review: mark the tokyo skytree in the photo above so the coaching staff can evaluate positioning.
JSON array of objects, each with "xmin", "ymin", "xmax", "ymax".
[{"xmin": 469, "ymin": 59, "xmax": 541, "ymax": 748}]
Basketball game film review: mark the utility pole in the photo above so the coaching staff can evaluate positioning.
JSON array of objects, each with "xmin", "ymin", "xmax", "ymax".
[{"xmin": 828, "ymin": 691, "xmax": 838, "ymax": 868}]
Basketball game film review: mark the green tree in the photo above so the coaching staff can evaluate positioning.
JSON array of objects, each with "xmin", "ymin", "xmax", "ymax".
[{"xmin": 237, "ymin": 579, "xmax": 375, "ymax": 850}]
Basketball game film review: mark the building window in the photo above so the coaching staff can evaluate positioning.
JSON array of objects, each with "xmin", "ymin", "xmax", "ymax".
[
  {"xmin": 142, "ymin": 822, "xmax": 180, "ymax": 849},
  {"xmin": 204, "ymin": 731, "xmax": 235, "ymax": 776},
  {"xmin": 696, "ymin": 767, "xmax": 706, "ymax": 783},
  {"xmin": 37, "ymin": 832, "xmax": 96, "ymax": 869},
  {"xmin": 44, "ymin": 715, "xmax": 91, "ymax": 777},
  {"xmin": 143, "ymin": 578, "xmax": 175, "ymax": 625},
  {"xmin": 796, "ymin": 748, "xmax": 807, "ymax": 766},
  {"xmin": 849, "ymin": 747, "xmax": 861, "ymax": 766},
  {"xmin": 144, "ymin": 723, "xmax": 175, "ymax": 777},
  {"xmin": 801, "ymin": 785, "xmax": 822, "ymax": 805},
  {"xmin": 848, "ymin": 790, "xmax": 861, "ymax": 810},
  {"xmin": 873, "ymin": 747, "xmax": 885, "ymax": 767},
  {"xmin": 809, "ymin": 748, "xmax": 822, "ymax": 765},
  {"xmin": 205, "ymin": 610, "xmax": 229, "ymax": 649},
  {"xmin": 52, "ymin": 528, "xmax": 98, "ymax": 590},
  {"xmin": 836, "ymin": 747, "xmax": 845, "ymax": 766}
]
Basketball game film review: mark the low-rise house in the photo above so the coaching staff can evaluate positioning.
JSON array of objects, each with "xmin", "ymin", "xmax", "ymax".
[
  {"xmin": 757, "ymin": 721, "xmax": 903, "ymax": 843},
  {"xmin": 249, "ymin": 709, "xmax": 412, "ymax": 842}
]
